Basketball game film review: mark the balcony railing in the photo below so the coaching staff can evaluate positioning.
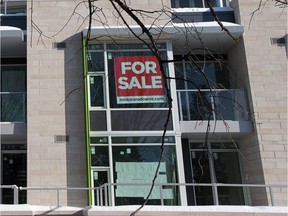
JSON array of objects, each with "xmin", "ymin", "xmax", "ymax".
[
  {"xmin": 0, "ymin": 92, "xmax": 26, "ymax": 122},
  {"xmin": 1, "ymin": 183, "xmax": 287, "ymax": 206},
  {"xmin": 177, "ymin": 89, "xmax": 249, "ymax": 121}
]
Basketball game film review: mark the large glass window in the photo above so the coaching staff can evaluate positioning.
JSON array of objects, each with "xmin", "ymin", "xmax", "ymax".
[
  {"xmin": 186, "ymin": 141, "xmax": 244, "ymax": 205},
  {"xmin": 112, "ymin": 145, "xmax": 178, "ymax": 205},
  {"xmin": 0, "ymin": 66, "xmax": 26, "ymax": 122},
  {"xmin": 174, "ymin": 61, "xmax": 230, "ymax": 90},
  {"xmin": 107, "ymin": 49, "xmax": 168, "ymax": 109},
  {"xmin": 87, "ymin": 43, "xmax": 169, "ymax": 109}
]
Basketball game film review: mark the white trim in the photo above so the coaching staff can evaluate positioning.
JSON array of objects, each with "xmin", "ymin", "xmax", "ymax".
[{"xmin": 83, "ymin": 22, "xmax": 244, "ymax": 38}]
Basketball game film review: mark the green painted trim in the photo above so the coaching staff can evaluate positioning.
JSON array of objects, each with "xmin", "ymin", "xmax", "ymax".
[{"xmin": 82, "ymin": 35, "xmax": 92, "ymax": 205}]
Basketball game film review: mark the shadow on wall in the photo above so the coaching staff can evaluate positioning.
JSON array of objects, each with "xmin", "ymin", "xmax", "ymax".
[{"xmin": 62, "ymin": 33, "xmax": 88, "ymax": 207}]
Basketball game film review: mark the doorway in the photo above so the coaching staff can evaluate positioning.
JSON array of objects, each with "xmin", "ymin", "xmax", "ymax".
[
  {"xmin": 91, "ymin": 169, "xmax": 110, "ymax": 206},
  {"xmin": 183, "ymin": 141, "xmax": 245, "ymax": 205},
  {"xmin": 1, "ymin": 149, "xmax": 27, "ymax": 204}
]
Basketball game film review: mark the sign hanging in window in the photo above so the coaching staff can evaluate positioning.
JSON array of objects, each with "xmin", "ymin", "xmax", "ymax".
[{"xmin": 114, "ymin": 56, "xmax": 166, "ymax": 104}]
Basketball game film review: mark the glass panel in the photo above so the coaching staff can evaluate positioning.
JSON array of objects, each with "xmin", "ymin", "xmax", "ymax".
[
  {"xmin": 90, "ymin": 76, "xmax": 105, "ymax": 107},
  {"xmin": 174, "ymin": 62, "xmax": 186, "ymax": 90},
  {"xmin": 190, "ymin": 142, "xmax": 206, "ymax": 149},
  {"xmin": 91, "ymin": 146, "xmax": 109, "ymax": 166},
  {"xmin": 186, "ymin": 62, "xmax": 230, "ymax": 89},
  {"xmin": 90, "ymin": 137, "xmax": 108, "ymax": 144},
  {"xmin": 111, "ymin": 110, "xmax": 173, "ymax": 131},
  {"xmin": 92, "ymin": 170, "xmax": 109, "ymax": 205},
  {"xmin": 213, "ymin": 152, "xmax": 245, "ymax": 205},
  {"xmin": 191, "ymin": 151, "xmax": 213, "ymax": 205},
  {"xmin": 204, "ymin": 0, "xmax": 217, "ymax": 7},
  {"xmin": 113, "ymin": 145, "xmax": 178, "ymax": 206},
  {"xmin": 1, "ymin": 93, "xmax": 26, "ymax": 122},
  {"xmin": 108, "ymin": 51, "xmax": 168, "ymax": 108},
  {"xmin": 90, "ymin": 111, "xmax": 107, "ymax": 131},
  {"xmin": 0, "ymin": 1, "xmax": 26, "ymax": 14},
  {"xmin": 214, "ymin": 90, "xmax": 248, "ymax": 121},
  {"xmin": 1, "ymin": 66, "xmax": 26, "ymax": 92},
  {"xmin": 88, "ymin": 52, "xmax": 105, "ymax": 72},
  {"xmin": 88, "ymin": 44, "xmax": 104, "ymax": 51},
  {"xmin": 210, "ymin": 142, "xmax": 238, "ymax": 149},
  {"xmin": 179, "ymin": 91, "xmax": 212, "ymax": 121},
  {"xmin": 112, "ymin": 136, "xmax": 175, "ymax": 144},
  {"xmin": 2, "ymin": 153, "xmax": 27, "ymax": 204},
  {"xmin": 1, "ymin": 144, "xmax": 27, "ymax": 151},
  {"xmin": 175, "ymin": 62, "xmax": 230, "ymax": 90},
  {"xmin": 179, "ymin": 0, "xmax": 190, "ymax": 8}
]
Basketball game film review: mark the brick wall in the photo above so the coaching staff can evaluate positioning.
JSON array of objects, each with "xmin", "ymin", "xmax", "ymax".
[{"xmin": 229, "ymin": 0, "xmax": 287, "ymax": 206}]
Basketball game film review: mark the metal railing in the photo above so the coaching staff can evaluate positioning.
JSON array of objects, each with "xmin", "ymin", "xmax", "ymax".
[
  {"xmin": 1, "ymin": 183, "xmax": 287, "ymax": 207},
  {"xmin": 177, "ymin": 89, "xmax": 249, "ymax": 121}
]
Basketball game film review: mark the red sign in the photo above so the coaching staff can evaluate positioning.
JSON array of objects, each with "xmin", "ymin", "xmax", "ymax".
[{"xmin": 114, "ymin": 56, "xmax": 166, "ymax": 104}]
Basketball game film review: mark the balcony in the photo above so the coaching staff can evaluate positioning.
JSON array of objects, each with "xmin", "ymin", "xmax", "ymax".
[{"xmin": 177, "ymin": 89, "xmax": 253, "ymax": 136}]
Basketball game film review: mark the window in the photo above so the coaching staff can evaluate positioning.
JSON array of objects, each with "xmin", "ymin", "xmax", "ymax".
[
  {"xmin": 185, "ymin": 141, "xmax": 244, "ymax": 205},
  {"xmin": 171, "ymin": 0, "xmax": 228, "ymax": 8},
  {"xmin": 87, "ymin": 43, "xmax": 169, "ymax": 109},
  {"xmin": 89, "ymin": 75, "xmax": 105, "ymax": 107},
  {"xmin": 174, "ymin": 60, "xmax": 230, "ymax": 90},
  {"xmin": 0, "ymin": 1, "xmax": 26, "ymax": 14},
  {"xmin": 1, "ymin": 65, "xmax": 26, "ymax": 122},
  {"xmin": 112, "ymin": 145, "xmax": 178, "ymax": 205}
]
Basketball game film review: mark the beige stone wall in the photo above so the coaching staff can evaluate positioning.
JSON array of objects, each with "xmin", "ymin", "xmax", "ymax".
[
  {"xmin": 229, "ymin": 0, "xmax": 287, "ymax": 206},
  {"xmin": 26, "ymin": 0, "xmax": 172, "ymax": 207}
]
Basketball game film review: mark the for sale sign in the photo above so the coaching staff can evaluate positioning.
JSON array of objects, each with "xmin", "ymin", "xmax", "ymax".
[{"xmin": 114, "ymin": 56, "xmax": 166, "ymax": 104}]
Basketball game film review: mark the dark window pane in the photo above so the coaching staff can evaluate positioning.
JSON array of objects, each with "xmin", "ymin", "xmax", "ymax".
[
  {"xmin": 1, "ymin": 93, "xmax": 26, "ymax": 122},
  {"xmin": 1, "ymin": 66, "xmax": 26, "ymax": 92},
  {"xmin": 88, "ymin": 52, "xmax": 105, "ymax": 71},
  {"xmin": 112, "ymin": 136, "xmax": 175, "ymax": 144},
  {"xmin": 90, "ymin": 111, "xmax": 107, "ymax": 131},
  {"xmin": 91, "ymin": 146, "xmax": 109, "ymax": 166},
  {"xmin": 90, "ymin": 137, "xmax": 108, "ymax": 144},
  {"xmin": 111, "ymin": 110, "xmax": 173, "ymax": 131},
  {"xmin": 179, "ymin": 0, "xmax": 190, "ymax": 7},
  {"xmin": 90, "ymin": 76, "xmax": 105, "ymax": 107}
]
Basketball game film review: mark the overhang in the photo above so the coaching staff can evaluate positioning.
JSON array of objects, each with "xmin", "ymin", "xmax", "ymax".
[
  {"xmin": 83, "ymin": 22, "xmax": 244, "ymax": 53},
  {"xmin": 0, "ymin": 26, "xmax": 26, "ymax": 57},
  {"xmin": 0, "ymin": 122, "xmax": 27, "ymax": 141}
]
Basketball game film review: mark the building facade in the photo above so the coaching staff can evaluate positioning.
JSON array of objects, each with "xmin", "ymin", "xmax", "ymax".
[{"xmin": 0, "ymin": 0, "xmax": 287, "ymax": 207}]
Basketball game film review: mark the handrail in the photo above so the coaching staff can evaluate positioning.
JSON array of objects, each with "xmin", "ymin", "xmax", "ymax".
[{"xmin": 1, "ymin": 183, "xmax": 287, "ymax": 206}]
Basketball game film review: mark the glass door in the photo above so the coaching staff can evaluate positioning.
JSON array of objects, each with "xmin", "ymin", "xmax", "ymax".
[
  {"xmin": 213, "ymin": 152, "xmax": 244, "ymax": 204},
  {"xmin": 1, "ymin": 151, "xmax": 27, "ymax": 204},
  {"xmin": 189, "ymin": 142, "xmax": 244, "ymax": 205},
  {"xmin": 91, "ymin": 169, "xmax": 110, "ymax": 206}
]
